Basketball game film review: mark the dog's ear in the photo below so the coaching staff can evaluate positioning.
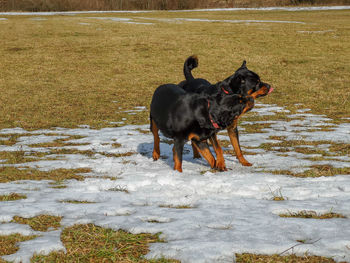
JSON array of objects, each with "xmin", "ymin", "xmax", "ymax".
[
  {"xmin": 197, "ymin": 116, "xmax": 208, "ymax": 129},
  {"xmin": 227, "ymin": 75, "xmax": 241, "ymax": 94},
  {"xmin": 240, "ymin": 60, "xmax": 247, "ymax": 68},
  {"xmin": 197, "ymin": 114, "xmax": 213, "ymax": 129},
  {"xmin": 193, "ymin": 99, "xmax": 212, "ymax": 129},
  {"xmin": 237, "ymin": 75, "xmax": 245, "ymax": 84}
]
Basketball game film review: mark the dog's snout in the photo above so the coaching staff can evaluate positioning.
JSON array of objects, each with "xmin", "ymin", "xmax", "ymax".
[{"xmin": 265, "ymin": 83, "xmax": 270, "ymax": 88}]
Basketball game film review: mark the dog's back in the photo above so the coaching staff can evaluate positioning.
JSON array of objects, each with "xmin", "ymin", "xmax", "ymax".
[
  {"xmin": 179, "ymin": 78, "xmax": 213, "ymax": 94},
  {"xmin": 150, "ymin": 84, "xmax": 186, "ymax": 135}
]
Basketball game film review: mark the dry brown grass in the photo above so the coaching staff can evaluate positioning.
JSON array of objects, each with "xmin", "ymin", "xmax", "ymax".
[
  {"xmin": 0, "ymin": 167, "xmax": 90, "ymax": 183},
  {"xmin": 270, "ymin": 165, "xmax": 350, "ymax": 178},
  {"xmin": 31, "ymin": 224, "xmax": 179, "ymax": 262},
  {"xmin": 0, "ymin": 234, "xmax": 37, "ymax": 260},
  {"xmin": 28, "ymin": 135, "xmax": 88, "ymax": 148},
  {"xmin": 0, "ymin": 151, "xmax": 48, "ymax": 164},
  {"xmin": 59, "ymin": 199, "xmax": 96, "ymax": 204},
  {"xmin": 279, "ymin": 210, "xmax": 346, "ymax": 219},
  {"xmin": 0, "ymin": 134, "xmax": 24, "ymax": 146},
  {"xmin": 236, "ymin": 253, "xmax": 341, "ymax": 263},
  {"xmin": 0, "ymin": 192, "xmax": 27, "ymax": 201},
  {"xmin": 0, "ymin": 10, "xmax": 349, "ymax": 130},
  {"xmin": 12, "ymin": 215, "xmax": 62, "ymax": 232},
  {"xmin": 260, "ymin": 138, "xmax": 350, "ymax": 158}
]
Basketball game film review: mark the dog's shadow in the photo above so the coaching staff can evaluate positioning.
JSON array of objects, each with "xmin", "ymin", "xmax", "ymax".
[{"xmin": 137, "ymin": 138, "xmax": 212, "ymax": 170}]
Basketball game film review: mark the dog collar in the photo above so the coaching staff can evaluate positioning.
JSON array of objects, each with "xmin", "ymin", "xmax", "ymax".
[
  {"xmin": 207, "ymin": 100, "xmax": 220, "ymax": 129},
  {"xmin": 221, "ymin": 86, "xmax": 230, "ymax": 94}
]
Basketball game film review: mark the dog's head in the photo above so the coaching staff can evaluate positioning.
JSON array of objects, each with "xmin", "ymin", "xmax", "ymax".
[
  {"xmin": 213, "ymin": 94, "xmax": 255, "ymax": 127},
  {"xmin": 223, "ymin": 61, "xmax": 273, "ymax": 98}
]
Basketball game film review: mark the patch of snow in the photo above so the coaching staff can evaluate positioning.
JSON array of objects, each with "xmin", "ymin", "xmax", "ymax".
[
  {"xmin": 171, "ymin": 6, "xmax": 350, "ymax": 12},
  {"xmin": 298, "ymin": 30, "xmax": 335, "ymax": 34},
  {"xmin": 2, "ymin": 230, "xmax": 65, "ymax": 263},
  {"xmin": 0, "ymin": 104, "xmax": 350, "ymax": 263},
  {"xmin": 139, "ymin": 17, "xmax": 305, "ymax": 24},
  {"xmin": 88, "ymin": 16, "xmax": 153, "ymax": 25},
  {"xmin": 29, "ymin": 17, "xmax": 47, "ymax": 21},
  {"xmin": 0, "ymin": 223, "xmax": 39, "ymax": 236}
]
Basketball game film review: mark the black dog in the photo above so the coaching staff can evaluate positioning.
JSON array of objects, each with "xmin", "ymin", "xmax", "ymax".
[
  {"xmin": 150, "ymin": 83, "xmax": 253, "ymax": 172},
  {"xmin": 179, "ymin": 55, "xmax": 273, "ymax": 167}
]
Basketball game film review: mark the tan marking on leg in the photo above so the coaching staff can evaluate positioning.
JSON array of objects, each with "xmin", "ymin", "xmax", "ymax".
[
  {"xmin": 173, "ymin": 146, "xmax": 182, "ymax": 172},
  {"xmin": 188, "ymin": 133, "xmax": 201, "ymax": 159},
  {"xmin": 209, "ymin": 135, "xmax": 226, "ymax": 171},
  {"xmin": 191, "ymin": 142, "xmax": 201, "ymax": 159},
  {"xmin": 227, "ymin": 126, "xmax": 252, "ymax": 166},
  {"xmin": 151, "ymin": 119, "xmax": 160, "ymax": 161},
  {"xmin": 188, "ymin": 133, "xmax": 200, "ymax": 141},
  {"xmin": 192, "ymin": 141, "xmax": 216, "ymax": 169}
]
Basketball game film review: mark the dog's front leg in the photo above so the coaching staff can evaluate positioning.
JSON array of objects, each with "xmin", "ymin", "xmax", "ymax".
[
  {"xmin": 151, "ymin": 119, "xmax": 160, "ymax": 161},
  {"xmin": 209, "ymin": 135, "xmax": 227, "ymax": 171},
  {"xmin": 227, "ymin": 122, "xmax": 252, "ymax": 167},
  {"xmin": 173, "ymin": 138, "xmax": 185, "ymax": 172}
]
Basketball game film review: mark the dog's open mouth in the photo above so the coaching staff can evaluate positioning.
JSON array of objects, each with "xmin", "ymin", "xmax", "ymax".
[{"xmin": 268, "ymin": 86, "xmax": 274, "ymax": 94}]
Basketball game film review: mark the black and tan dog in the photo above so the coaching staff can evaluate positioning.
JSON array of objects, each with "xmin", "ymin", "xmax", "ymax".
[
  {"xmin": 179, "ymin": 55, "xmax": 273, "ymax": 167},
  {"xmin": 150, "ymin": 83, "xmax": 254, "ymax": 172}
]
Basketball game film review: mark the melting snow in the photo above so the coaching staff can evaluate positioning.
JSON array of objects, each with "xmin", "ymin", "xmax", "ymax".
[
  {"xmin": 138, "ymin": 17, "xmax": 305, "ymax": 24},
  {"xmin": 88, "ymin": 16, "xmax": 153, "ymax": 25},
  {"xmin": 0, "ymin": 103, "xmax": 349, "ymax": 262}
]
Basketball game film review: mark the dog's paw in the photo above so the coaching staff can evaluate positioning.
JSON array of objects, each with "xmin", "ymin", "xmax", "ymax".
[
  {"xmin": 152, "ymin": 151, "xmax": 160, "ymax": 161},
  {"xmin": 193, "ymin": 153, "xmax": 201, "ymax": 159},
  {"xmin": 238, "ymin": 158, "xmax": 252, "ymax": 167},
  {"xmin": 215, "ymin": 160, "xmax": 227, "ymax": 171}
]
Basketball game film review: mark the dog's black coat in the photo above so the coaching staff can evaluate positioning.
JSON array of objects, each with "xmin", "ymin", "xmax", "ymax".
[
  {"xmin": 177, "ymin": 55, "xmax": 273, "ymax": 167},
  {"xmin": 150, "ymin": 83, "xmax": 252, "ymax": 171},
  {"xmin": 179, "ymin": 56, "xmax": 272, "ymax": 97}
]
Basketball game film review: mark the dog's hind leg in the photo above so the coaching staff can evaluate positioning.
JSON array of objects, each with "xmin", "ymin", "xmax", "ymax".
[
  {"xmin": 151, "ymin": 119, "xmax": 160, "ymax": 161},
  {"xmin": 191, "ymin": 142, "xmax": 201, "ymax": 159},
  {"xmin": 173, "ymin": 138, "xmax": 185, "ymax": 172},
  {"xmin": 209, "ymin": 135, "xmax": 227, "ymax": 171},
  {"xmin": 192, "ymin": 140, "xmax": 216, "ymax": 169},
  {"xmin": 227, "ymin": 123, "xmax": 252, "ymax": 167}
]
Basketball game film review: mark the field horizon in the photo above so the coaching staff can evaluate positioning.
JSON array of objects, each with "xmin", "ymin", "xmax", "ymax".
[{"xmin": 1, "ymin": 0, "xmax": 350, "ymax": 12}]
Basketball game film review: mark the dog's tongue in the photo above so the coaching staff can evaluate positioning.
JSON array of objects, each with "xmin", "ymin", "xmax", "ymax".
[{"xmin": 268, "ymin": 87, "xmax": 274, "ymax": 94}]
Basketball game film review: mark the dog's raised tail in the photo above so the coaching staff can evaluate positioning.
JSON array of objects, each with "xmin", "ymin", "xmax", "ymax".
[{"xmin": 183, "ymin": 55, "xmax": 198, "ymax": 81}]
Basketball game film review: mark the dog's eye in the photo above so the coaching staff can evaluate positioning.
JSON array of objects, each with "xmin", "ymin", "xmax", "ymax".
[{"xmin": 241, "ymin": 79, "xmax": 245, "ymax": 84}]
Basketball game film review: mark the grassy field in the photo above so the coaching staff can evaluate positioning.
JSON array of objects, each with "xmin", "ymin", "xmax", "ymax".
[
  {"xmin": 0, "ymin": 9, "xmax": 349, "ymax": 130},
  {"xmin": 0, "ymin": 8, "xmax": 349, "ymax": 263}
]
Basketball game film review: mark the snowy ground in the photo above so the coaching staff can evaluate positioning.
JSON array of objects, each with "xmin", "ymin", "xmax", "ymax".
[{"xmin": 0, "ymin": 103, "xmax": 349, "ymax": 263}]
